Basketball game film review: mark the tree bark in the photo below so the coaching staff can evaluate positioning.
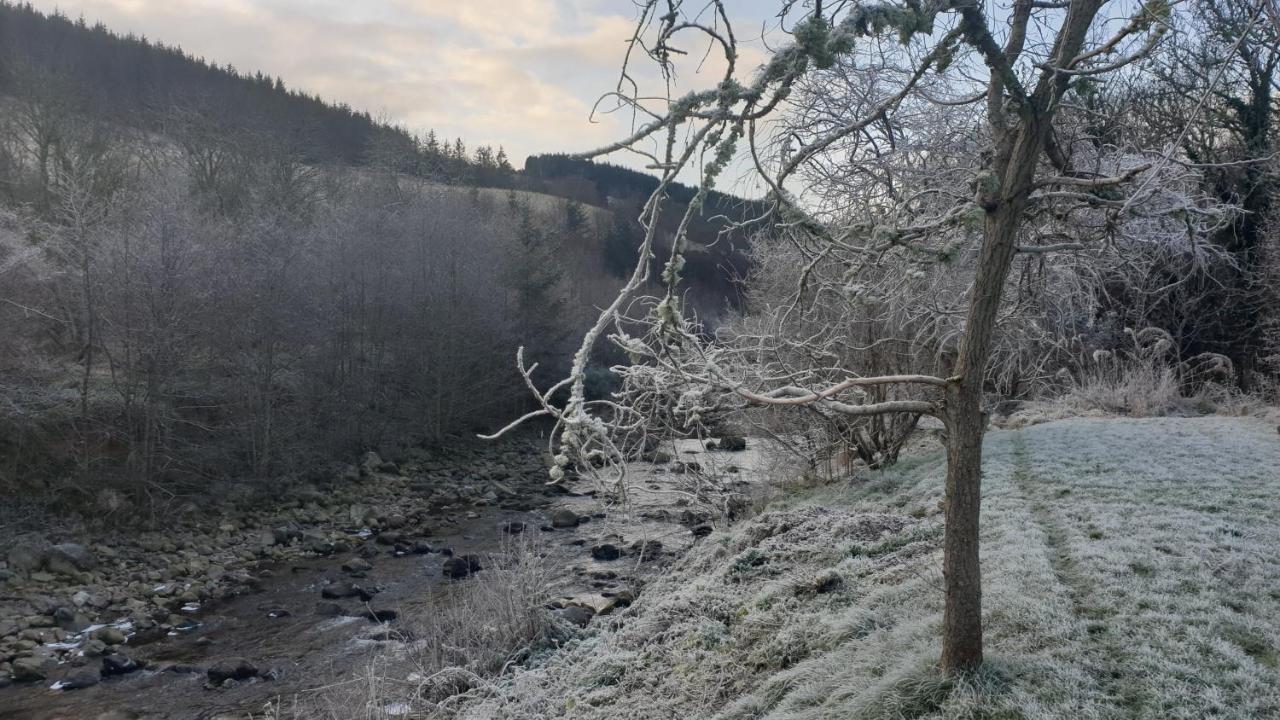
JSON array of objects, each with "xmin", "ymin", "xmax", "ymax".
[
  {"xmin": 940, "ymin": 153, "xmax": 1039, "ymax": 673},
  {"xmin": 939, "ymin": 209, "xmax": 1022, "ymax": 673}
]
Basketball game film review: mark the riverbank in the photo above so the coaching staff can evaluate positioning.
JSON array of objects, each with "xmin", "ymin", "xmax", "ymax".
[{"xmin": 0, "ymin": 434, "xmax": 760, "ymax": 719}]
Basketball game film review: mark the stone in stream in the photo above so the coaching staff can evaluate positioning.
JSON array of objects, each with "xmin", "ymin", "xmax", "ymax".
[
  {"xmin": 631, "ymin": 539, "xmax": 664, "ymax": 561},
  {"xmin": 341, "ymin": 558, "xmax": 373, "ymax": 574},
  {"xmin": 590, "ymin": 544, "xmax": 621, "ymax": 561},
  {"xmin": 6, "ymin": 543, "xmax": 44, "ymax": 573},
  {"xmin": 314, "ymin": 602, "xmax": 347, "ymax": 617},
  {"xmin": 362, "ymin": 609, "xmax": 398, "ymax": 623},
  {"xmin": 501, "ymin": 521, "xmax": 526, "ymax": 534},
  {"xmin": 716, "ymin": 435, "xmax": 748, "ymax": 451},
  {"xmin": 321, "ymin": 582, "xmax": 375, "ymax": 602},
  {"xmin": 53, "ymin": 607, "xmax": 91, "ymax": 633},
  {"xmin": 10, "ymin": 656, "xmax": 49, "ymax": 682},
  {"xmin": 93, "ymin": 626, "xmax": 127, "ymax": 645},
  {"xmin": 44, "ymin": 543, "xmax": 97, "ymax": 576},
  {"xmin": 442, "ymin": 555, "xmax": 483, "ymax": 579},
  {"xmin": 556, "ymin": 605, "xmax": 596, "ymax": 628},
  {"xmin": 60, "ymin": 667, "xmax": 101, "ymax": 690},
  {"xmin": 691, "ymin": 524, "xmax": 714, "ymax": 538},
  {"xmin": 101, "ymin": 653, "xmax": 143, "ymax": 676},
  {"xmin": 207, "ymin": 658, "xmax": 259, "ymax": 684},
  {"xmin": 549, "ymin": 509, "xmax": 580, "ymax": 528}
]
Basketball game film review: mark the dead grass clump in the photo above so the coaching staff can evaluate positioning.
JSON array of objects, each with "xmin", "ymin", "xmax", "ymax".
[{"xmin": 268, "ymin": 538, "xmax": 560, "ymax": 720}]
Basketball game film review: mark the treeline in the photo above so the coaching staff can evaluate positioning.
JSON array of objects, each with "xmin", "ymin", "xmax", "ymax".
[
  {"xmin": 0, "ymin": 116, "xmax": 607, "ymax": 506},
  {"xmin": 0, "ymin": 1, "xmax": 514, "ymax": 187}
]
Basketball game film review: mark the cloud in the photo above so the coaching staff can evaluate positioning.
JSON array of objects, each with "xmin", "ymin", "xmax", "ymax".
[{"xmin": 27, "ymin": 0, "xmax": 777, "ymax": 175}]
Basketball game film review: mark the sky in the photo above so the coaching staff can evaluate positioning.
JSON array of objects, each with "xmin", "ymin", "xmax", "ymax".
[{"xmin": 28, "ymin": 0, "xmax": 780, "ymax": 174}]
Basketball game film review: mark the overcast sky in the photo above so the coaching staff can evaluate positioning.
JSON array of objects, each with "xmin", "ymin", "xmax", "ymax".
[{"xmin": 29, "ymin": 0, "xmax": 780, "ymax": 173}]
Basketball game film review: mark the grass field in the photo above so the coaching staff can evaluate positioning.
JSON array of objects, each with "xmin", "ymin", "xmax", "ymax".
[{"xmin": 451, "ymin": 416, "xmax": 1280, "ymax": 719}]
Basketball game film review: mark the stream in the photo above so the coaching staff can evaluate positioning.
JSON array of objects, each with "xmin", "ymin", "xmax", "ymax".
[{"xmin": 1, "ymin": 440, "xmax": 762, "ymax": 720}]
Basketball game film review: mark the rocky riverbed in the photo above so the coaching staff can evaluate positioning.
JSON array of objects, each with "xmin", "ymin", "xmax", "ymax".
[{"xmin": 0, "ymin": 434, "xmax": 760, "ymax": 719}]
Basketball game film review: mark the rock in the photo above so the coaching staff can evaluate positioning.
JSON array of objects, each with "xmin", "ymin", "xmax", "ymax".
[
  {"xmin": 11, "ymin": 656, "xmax": 48, "ymax": 682},
  {"xmin": 599, "ymin": 589, "xmax": 635, "ymax": 614},
  {"xmin": 207, "ymin": 658, "xmax": 258, "ymax": 684},
  {"xmin": 314, "ymin": 602, "xmax": 346, "ymax": 617},
  {"xmin": 556, "ymin": 605, "xmax": 595, "ymax": 628},
  {"xmin": 60, "ymin": 668, "xmax": 101, "ymax": 690},
  {"xmin": 44, "ymin": 543, "xmax": 97, "ymax": 575},
  {"xmin": 6, "ymin": 544, "xmax": 44, "ymax": 573},
  {"xmin": 412, "ymin": 541, "xmax": 434, "ymax": 555},
  {"xmin": 101, "ymin": 654, "xmax": 142, "ymax": 676},
  {"xmin": 82, "ymin": 638, "xmax": 108, "ymax": 657},
  {"xmin": 341, "ymin": 558, "xmax": 373, "ymax": 574},
  {"xmin": 549, "ymin": 509, "xmax": 580, "ymax": 529},
  {"xmin": 501, "ymin": 521, "xmax": 526, "ymax": 534},
  {"xmin": 591, "ymin": 544, "xmax": 621, "ymax": 561},
  {"xmin": 94, "ymin": 627, "xmax": 128, "ymax": 645},
  {"xmin": 691, "ymin": 524, "xmax": 714, "ymax": 538},
  {"xmin": 631, "ymin": 539, "xmax": 664, "ymax": 561},
  {"xmin": 442, "ymin": 555, "xmax": 482, "ymax": 579},
  {"xmin": 716, "ymin": 435, "xmax": 747, "ymax": 451},
  {"xmin": 54, "ymin": 608, "xmax": 91, "ymax": 633},
  {"xmin": 360, "ymin": 451, "xmax": 397, "ymax": 477},
  {"xmin": 321, "ymin": 583, "xmax": 374, "ymax": 601},
  {"xmin": 363, "ymin": 609, "xmax": 398, "ymax": 623}
]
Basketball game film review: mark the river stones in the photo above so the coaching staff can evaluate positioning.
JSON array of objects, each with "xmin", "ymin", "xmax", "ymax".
[
  {"xmin": 590, "ymin": 544, "xmax": 621, "ymax": 561},
  {"xmin": 60, "ymin": 667, "xmax": 101, "ymax": 690},
  {"xmin": 6, "ymin": 544, "xmax": 44, "ymax": 573},
  {"xmin": 11, "ymin": 656, "xmax": 49, "ymax": 681},
  {"xmin": 94, "ymin": 626, "xmax": 128, "ymax": 645},
  {"xmin": 207, "ymin": 657, "xmax": 258, "ymax": 684},
  {"xmin": 44, "ymin": 543, "xmax": 98, "ymax": 575},
  {"xmin": 442, "ymin": 555, "xmax": 482, "ymax": 579},
  {"xmin": 101, "ymin": 653, "xmax": 142, "ymax": 676},
  {"xmin": 341, "ymin": 558, "xmax": 373, "ymax": 574},
  {"xmin": 549, "ymin": 509, "xmax": 580, "ymax": 528},
  {"xmin": 320, "ymin": 582, "xmax": 374, "ymax": 601}
]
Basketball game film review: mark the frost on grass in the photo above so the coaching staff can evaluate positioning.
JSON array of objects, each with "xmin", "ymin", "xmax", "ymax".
[{"xmin": 448, "ymin": 416, "xmax": 1280, "ymax": 720}]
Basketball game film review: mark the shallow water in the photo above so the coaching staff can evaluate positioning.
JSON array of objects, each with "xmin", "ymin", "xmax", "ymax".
[{"xmin": 2, "ymin": 440, "xmax": 761, "ymax": 720}]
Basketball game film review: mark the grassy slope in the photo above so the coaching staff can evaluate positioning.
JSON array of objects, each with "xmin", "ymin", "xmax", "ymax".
[{"xmin": 456, "ymin": 416, "xmax": 1280, "ymax": 719}]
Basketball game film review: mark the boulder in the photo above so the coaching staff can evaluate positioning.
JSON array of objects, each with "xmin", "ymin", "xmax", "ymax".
[
  {"xmin": 53, "ymin": 608, "xmax": 91, "ymax": 633},
  {"xmin": 549, "ymin": 509, "xmax": 580, "ymax": 529},
  {"xmin": 94, "ymin": 627, "xmax": 127, "ymax": 645},
  {"xmin": 44, "ymin": 543, "xmax": 97, "ymax": 575},
  {"xmin": 717, "ymin": 436, "xmax": 747, "ymax": 451},
  {"xmin": 321, "ymin": 583, "xmax": 374, "ymax": 601},
  {"xmin": 11, "ymin": 656, "xmax": 48, "ymax": 682},
  {"xmin": 6, "ymin": 544, "xmax": 44, "ymax": 573},
  {"xmin": 207, "ymin": 658, "xmax": 258, "ymax": 684},
  {"xmin": 341, "ymin": 558, "xmax": 373, "ymax": 574},
  {"xmin": 60, "ymin": 668, "xmax": 101, "ymax": 690},
  {"xmin": 590, "ymin": 544, "xmax": 621, "ymax": 562},
  {"xmin": 442, "ymin": 555, "xmax": 482, "ymax": 579},
  {"xmin": 101, "ymin": 654, "xmax": 142, "ymax": 676},
  {"xmin": 556, "ymin": 605, "xmax": 595, "ymax": 628}
]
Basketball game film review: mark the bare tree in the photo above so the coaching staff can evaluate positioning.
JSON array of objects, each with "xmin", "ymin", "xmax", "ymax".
[{"xmin": 492, "ymin": 0, "xmax": 1214, "ymax": 673}]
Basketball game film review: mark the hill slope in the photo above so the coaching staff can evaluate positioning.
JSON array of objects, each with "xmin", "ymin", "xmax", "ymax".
[{"xmin": 453, "ymin": 416, "xmax": 1280, "ymax": 719}]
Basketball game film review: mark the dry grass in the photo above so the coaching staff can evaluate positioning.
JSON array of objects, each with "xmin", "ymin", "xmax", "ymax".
[
  {"xmin": 435, "ymin": 416, "xmax": 1280, "ymax": 719},
  {"xmin": 260, "ymin": 538, "xmax": 563, "ymax": 720}
]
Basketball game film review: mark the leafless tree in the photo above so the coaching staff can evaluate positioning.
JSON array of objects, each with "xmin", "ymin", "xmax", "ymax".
[{"xmin": 494, "ymin": 0, "xmax": 1233, "ymax": 672}]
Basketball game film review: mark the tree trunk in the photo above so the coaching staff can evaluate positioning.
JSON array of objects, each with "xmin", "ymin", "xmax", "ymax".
[{"xmin": 939, "ymin": 202, "xmax": 1025, "ymax": 673}]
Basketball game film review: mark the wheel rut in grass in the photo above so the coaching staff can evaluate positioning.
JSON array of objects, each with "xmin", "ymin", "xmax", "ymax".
[{"xmin": 1008, "ymin": 431, "xmax": 1132, "ymax": 708}]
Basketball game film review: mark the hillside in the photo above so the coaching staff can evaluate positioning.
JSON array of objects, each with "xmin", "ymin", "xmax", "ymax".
[{"xmin": 446, "ymin": 416, "xmax": 1280, "ymax": 719}]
